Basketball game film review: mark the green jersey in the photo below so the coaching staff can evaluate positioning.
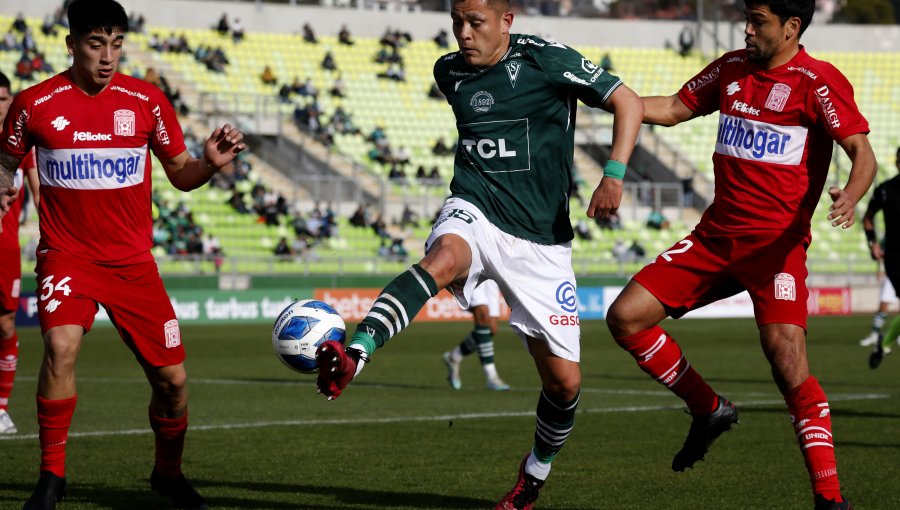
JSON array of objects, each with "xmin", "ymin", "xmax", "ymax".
[{"xmin": 434, "ymin": 34, "xmax": 622, "ymax": 244}]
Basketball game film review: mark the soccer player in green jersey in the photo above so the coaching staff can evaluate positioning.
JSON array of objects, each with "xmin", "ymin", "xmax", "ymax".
[{"xmin": 316, "ymin": 0, "xmax": 643, "ymax": 508}]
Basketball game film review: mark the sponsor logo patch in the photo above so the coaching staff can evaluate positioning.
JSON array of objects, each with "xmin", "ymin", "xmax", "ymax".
[
  {"xmin": 581, "ymin": 57, "xmax": 598, "ymax": 74},
  {"xmin": 687, "ymin": 66, "xmax": 720, "ymax": 92},
  {"xmin": 563, "ymin": 71, "xmax": 589, "ymax": 86},
  {"xmin": 774, "ymin": 273, "xmax": 796, "ymax": 301},
  {"xmin": 715, "ymin": 114, "xmax": 807, "ymax": 165},
  {"xmin": 730, "ymin": 100, "xmax": 759, "ymax": 116},
  {"xmin": 726, "ymin": 81, "xmax": 741, "ymax": 95},
  {"xmin": 555, "ymin": 281, "xmax": 577, "ymax": 313},
  {"xmin": 73, "ymin": 131, "xmax": 112, "ymax": 143},
  {"xmin": 151, "ymin": 105, "xmax": 170, "ymax": 146},
  {"xmin": 51, "ymin": 116, "xmax": 70, "ymax": 131},
  {"xmin": 814, "ymin": 85, "xmax": 841, "ymax": 129},
  {"xmin": 469, "ymin": 91, "xmax": 494, "ymax": 113},
  {"xmin": 38, "ymin": 146, "xmax": 146, "ymax": 189},
  {"xmin": 164, "ymin": 319, "xmax": 181, "ymax": 348},
  {"xmin": 6, "ymin": 110, "xmax": 28, "ymax": 149}
]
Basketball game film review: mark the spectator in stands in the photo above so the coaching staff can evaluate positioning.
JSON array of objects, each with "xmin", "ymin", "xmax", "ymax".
[
  {"xmin": 390, "ymin": 238, "xmax": 409, "ymax": 263},
  {"xmin": 21, "ymin": 28, "xmax": 36, "ymax": 53},
  {"xmin": 427, "ymin": 81, "xmax": 445, "ymax": 100},
  {"xmin": 682, "ymin": 175, "xmax": 695, "ymax": 207},
  {"xmin": 432, "ymin": 137, "xmax": 453, "ymax": 156},
  {"xmin": 388, "ymin": 164, "xmax": 408, "ymax": 185},
  {"xmin": 143, "ymin": 66, "xmax": 162, "ymax": 88},
  {"xmin": 231, "ymin": 17, "xmax": 245, "ymax": 42},
  {"xmin": 11, "ymin": 13, "xmax": 27, "ymax": 33},
  {"xmin": 415, "ymin": 165, "xmax": 428, "ymax": 183},
  {"xmin": 274, "ymin": 237, "xmax": 292, "ymax": 257},
  {"xmin": 646, "ymin": 207, "xmax": 670, "ymax": 230},
  {"xmin": 433, "ymin": 29, "xmax": 449, "ymax": 49},
  {"xmin": 378, "ymin": 62, "xmax": 406, "ymax": 82},
  {"xmin": 203, "ymin": 234, "xmax": 223, "ymax": 273},
  {"xmin": 15, "ymin": 53, "xmax": 33, "ymax": 81},
  {"xmin": 394, "ymin": 146, "xmax": 411, "ymax": 167},
  {"xmin": 338, "ymin": 24, "xmax": 354, "ymax": 45},
  {"xmin": 147, "ymin": 33, "xmax": 162, "ymax": 51},
  {"xmin": 1, "ymin": 32, "xmax": 22, "ymax": 51},
  {"xmin": 678, "ymin": 25, "xmax": 694, "ymax": 57},
  {"xmin": 596, "ymin": 210, "xmax": 622, "ymax": 230},
  {"xmin": 628, "ymin": 240, "xmax": 646, "ymax": 261},
  {"xmin": 321, "ymin": 50, "xmax": 337, "ymax": 71},
  {"xmin": 302, "ymin": 22, "xmax": 317, "ymax": 44},
  {"xmin": 301, "ymin": 77, "xmax": 317, "ymax": 97},
  {"xmin": 41, "ymin": 14, "xmax": 58, "ymax": 37},
  {"xmin": 215, "ymin": 13, "xmax": 229, "ymax": 36},
  {"xmin": 575, "ymin": 220, "xmax": 593, "ymax": 241},
  {"xmin": 260, "ymin": 65, "xmax": 277, "ymax": 85},
  {"xmin": 128, "ymin": 12, "xmax": 145, "ymax": 33},
  {"xmin": 349, "ymin": 204, "xmax": 369, "ymax": 228},
  {"xmin": 278, "ymin": 83, "xmax": 292, "ymax": 103},
  {"xmin": 612, "ymin": 239, "xmax": 629, "ymax": 263},
  {"xmin": 428, "ymin": 166, "xmax": 442, "ymax": 184},
  {"xmin": 31, "ymin": 51, "xmax": 53, "ymax": 73},
  {"xmin": 399, "ymin": 205, "xmax": 419, "ymax": 229},
  {"xmin": 330, "ymin": 73, "xmax": 346, "ymax": 98},
  {"xmin": 227, "ymin": 191, "xmax": 250, "ymax": 214},
  {"xmin": 600, "ymin": 52, "xmax": 614, "ymax": 71}
]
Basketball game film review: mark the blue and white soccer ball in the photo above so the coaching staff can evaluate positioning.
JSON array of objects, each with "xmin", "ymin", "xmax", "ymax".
[{"xmin": 272, "ymin": 299, "xmax": 346, "ymax": 374}]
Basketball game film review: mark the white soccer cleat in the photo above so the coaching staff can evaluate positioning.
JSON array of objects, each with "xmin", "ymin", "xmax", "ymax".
[
  {"xmin": 442, "ymin": 352, "xmax": 462, "ymax": 390},
  {"xmin": 0, "ymin": 408, "xmax": 17, "ymax": 434},
  {"xmin": 859, "ymin": 332, "xmax": 879, "ymax": 347},
  {"xmin": 486, "ymin": 376, "xmax": 510, "ymax": 391}
]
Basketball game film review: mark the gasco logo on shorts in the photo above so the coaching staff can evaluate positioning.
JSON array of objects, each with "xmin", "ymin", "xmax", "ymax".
[
  {"xmin": 164, "ymin": 319, "xmax": 181, "ymax": 348},
  {"xmin": 555, "ymin": 281, "xmax": 577, "ymax": 312}
]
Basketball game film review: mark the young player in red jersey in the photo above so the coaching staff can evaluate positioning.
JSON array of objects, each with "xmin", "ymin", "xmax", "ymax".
[
  {"xmin": 0, "ymin": 70, "xmax": 39, "ymax": 436},
  {"xmin": 0, "ymin": 1, "xmax": 246, "ymax": 508},
  {"xmin": 605, "ymin": 0, "xmax": 876, "ymax": 509}
]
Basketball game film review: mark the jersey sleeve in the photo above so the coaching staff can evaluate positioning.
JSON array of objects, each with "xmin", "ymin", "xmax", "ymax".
[
  {"xmin": 433, "ymin": 52, "xmax": 462, "ymax": 103},
  {"xmin": 810, "ymin": 64, "xmax": 869, "ymax": 142},
  {"xmin": 538, "ymin": 43, "xmax": 622, "ymax": 105},
  {"xmin": 676, "ymin": 55, "xmax": 726, "ymax": 116},
  {"xmin": 148, "ymin": 88, "xmax": 187, "ymax": 160},
  {"xmin": 19, "ymin": 150, "xmax": 35, "ymax": 170},
  {"xmin": 0, "ymin": 93, "xmax": 33, "ymax": 160}
]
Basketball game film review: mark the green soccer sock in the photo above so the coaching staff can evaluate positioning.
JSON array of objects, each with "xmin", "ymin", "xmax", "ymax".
[
  {"xmin": 472, "ymin": 325, "xmax": 494, "ymax": 365},
  {"xmin": 458, "ymin": 333, "xmax": 477, "ymax": 356},
  {"xmin": 881, "ymin": 315, "xmax": 900, "ymax": 350},
  {"xmin": 532, "ymin": 390, "xmax": 580, "ymax": 464},
  {"xmin": 351, "ymin": 264, "xmax": 438, "ymax": 356}
]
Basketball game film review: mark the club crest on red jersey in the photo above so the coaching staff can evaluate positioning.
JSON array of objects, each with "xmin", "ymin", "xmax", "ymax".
[
  {"xmin": 114, "ymin": 109, "xmax": 135, "ymax": 137},
  {"xmin": 164, "ymin": 319, "xmax": 181, "ymax": 348},
  {"xmin": 765, "ymin": 83, "xmax": 791, "ymax": 112},
  {"xmin": 774, "ymin": 273, "xmax": 796, "ymax": 301}
]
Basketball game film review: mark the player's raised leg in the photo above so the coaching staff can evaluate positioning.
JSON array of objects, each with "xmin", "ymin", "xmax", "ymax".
[
  {"xmin": 607, "ymin": 280, "xmax": 738, "ymax": 472},
  {"xmin": 496, "ymin": 338, "xmax": 579, "ymax": 510},
  {"xmin": 23, "ymin": 325, "xmax": 82, "ymax": 510},
  {"xmin": 761, "ymin": 324, "xmax": 848, "ymax": 509}
]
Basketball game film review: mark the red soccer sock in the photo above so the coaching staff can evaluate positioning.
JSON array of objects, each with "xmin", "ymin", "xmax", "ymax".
[
  {"xmin": 785, "ymin": 376, "xmax": 842, "ymax": 503},
  {"xmin": 0, "ymin": 333, "xmax": 18, "ymax": 410},
  {"xmin": 617, "ymin": 326, "xmax": 718, "ymax": 414},
  {"xmin": 149, "ymin": 410, "xmax": 188, "ymax": 477},
  {"xmin": 37, "ymin": 394, "xmax": 78, "ymax": 478}
]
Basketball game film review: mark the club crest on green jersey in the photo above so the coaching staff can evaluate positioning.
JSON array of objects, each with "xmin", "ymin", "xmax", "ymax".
[
  {"xmin": 470, "ymin": 91, "xmax": 495, "ymax": 112},
  {"xmin": 505, "ymin": 61, "xmax": 521, "ymax": 89}
]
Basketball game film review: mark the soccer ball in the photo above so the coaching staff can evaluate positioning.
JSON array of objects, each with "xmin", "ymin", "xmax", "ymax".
[{"xmin": 272, "ymin": 299, "xmax": 346, "ymax": 374}]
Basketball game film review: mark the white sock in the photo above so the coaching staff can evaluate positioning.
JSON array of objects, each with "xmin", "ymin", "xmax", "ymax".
[
  {"xmin": 348, "ymin": 343, "xmax": 368, "ymax": 377},
  {"xmin": 482, "ymin": 362, "xmax": 499, "ymax": 380},
  {"xmin": 450, "ymin": 346, "xmax": 464, "ymax": 363},
  {"xmin": 524, "ymin": 451, "xmax": 551, "ymax": 481}
]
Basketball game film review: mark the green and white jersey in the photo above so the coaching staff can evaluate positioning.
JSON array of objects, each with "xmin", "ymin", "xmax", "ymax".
[{"xmin": 434, "ymin": 34, "xmax": 622, "ymax": 244}]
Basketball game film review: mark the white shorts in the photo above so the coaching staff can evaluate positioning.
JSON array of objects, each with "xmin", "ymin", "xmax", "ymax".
[
  {"xmin": 426, "ymin": 198, "xmax": 580, "ymax": 362},
  {"xmin": 469, "ymin": 279, "xmax": 501, "ymax": 317},
  {"xmin": 880, "ymin": 277, "xmax": 899, "ymax": 304}
]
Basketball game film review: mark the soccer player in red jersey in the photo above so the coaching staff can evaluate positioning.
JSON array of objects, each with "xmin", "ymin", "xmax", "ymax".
[
  {"xmin": 605, "ymin": 0, "xmax": 876, "ymax": 509},
  {"xmin": 0, "ymin": 70, "xmax": 39, "ymax": 436},
  {"xmin": 0, "ymin": 1, "xmax": 246, "ymax": 509}
]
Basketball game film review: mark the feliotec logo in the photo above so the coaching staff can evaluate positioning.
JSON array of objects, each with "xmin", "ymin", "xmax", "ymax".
[
  {"xmin": 555, "ymin": 281, "xmax": 577, "ymax": 313},
  {"xmin": 51, "ymin": 116, "xmax": 70, "ymax": 131},
  {"xmin": 38, "ymin": 146, "xmax": 146, "ymax": 189},
  {"xmin": 73, "ymin": 131, "xmax": 112, "ymax": 143},
  {"xmin": 730, "ymin": 100, "xmax": 759, "ymax": 116}
]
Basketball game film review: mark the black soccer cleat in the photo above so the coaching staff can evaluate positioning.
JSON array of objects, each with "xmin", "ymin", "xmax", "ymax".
[
  {"xmin": 150, "ymin": 469, "xmax": 208, "ymax": 509},
  {"xmin": 495, "ymin": 455, "xmax": 545, "ymax": 510},
  {"xmin": 672, "ymin": 395, "xmax": 740, "ymax": 472},
  {"xmin": 22, "ymin": 471, "xmax": 67, "ymax": 510},
  {"xmin": 813, "ymin": 493, "xmax": 853, "ymax": 510},
  {"xmin": 868, "ymin": 342, "xmax": 890, "ymax": 369}
]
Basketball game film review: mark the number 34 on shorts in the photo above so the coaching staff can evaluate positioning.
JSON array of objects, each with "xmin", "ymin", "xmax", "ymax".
[{"xmin": 40, "ymin": 275, "xmax": 73, "ymax": 313}]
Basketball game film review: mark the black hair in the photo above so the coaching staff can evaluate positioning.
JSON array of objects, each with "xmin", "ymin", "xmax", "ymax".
[
  {"xmin": 0, "ymin": 71, "xmax": 10, "ymax": 91},
  {"xmin": 67, "ymin": 0, "xmax": 129, "ymax": 37},
  {"xmin": 744, "ymin": 0, "xmax": 815, "ymax": 37}
]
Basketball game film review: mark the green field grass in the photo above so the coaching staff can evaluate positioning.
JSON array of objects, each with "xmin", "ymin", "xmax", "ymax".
[{"xmin": 1, "ymin": 317, "xmax": 898, "ymax": 510}]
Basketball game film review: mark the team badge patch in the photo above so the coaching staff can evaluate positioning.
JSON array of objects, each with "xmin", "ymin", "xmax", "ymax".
[
  {"xmin": 114, "ymin": 109, "xmax": 135, "ymax": 136},
  {"xmin": 164, "ymin": 319, "xmax": 181, "ymax": 348},
  {"xmin": 774, "ymin": 273, "xmax": 796, "ymax": 301},
  {"xmin": 470, "ymin": 91, "xmax": 494, "ymax": 113},
  {"xmin": 505, "ymin": 61, "xmax": 521, "ymax": 89},
  {"xmin": 765, "ymin": 83, "xmax": 791, "ymax": 112}
]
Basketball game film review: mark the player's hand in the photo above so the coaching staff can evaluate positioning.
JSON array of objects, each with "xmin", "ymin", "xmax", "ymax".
[
  {"xmin": 870, "ymin": 242, "xmax": 883, "ymax": 261},
  {"xmin": 204, "ymin": 124, "xmax": 246, "ymax": 169},
  {"xmin": 315, "ymin": 340, "xmax": 358, "ymax": 400},
  {"xmin": 827, "ymin": 186, "xmax": 858, "ymax": 229},
  {"xmin": 586, "ymin": 177, "xmax": 623, "ymax": 220},
  {"xmin": 0, "ymin": 186, "xmax": 19, "ymax": 234}
]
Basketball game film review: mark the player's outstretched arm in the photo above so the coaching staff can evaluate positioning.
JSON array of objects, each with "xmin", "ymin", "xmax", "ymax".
[
  {"xmin": 587, "ymin": 85, "xmax": 642, "ymax": 220},
  {"xmin": 641, "ymin": 94, "xmax": 695, "ymax": 127},
  {"xmin": 161, "ymin": 124, "xmax": 246, "ymax": 192},
  {"xmin": 827, "ymin": 133, "xmax": 877, "ymax": 229},
  {"xmin": 0, "ymin": 150, "xmax": 22, "ymax": 231}
]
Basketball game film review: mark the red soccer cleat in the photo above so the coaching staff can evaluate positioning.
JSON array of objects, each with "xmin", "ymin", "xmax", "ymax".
[
  {"xmin": 495, "ymin": 455, "xmax": 545, "ymax": 510},
  {"xmin": 315, "ymin": 340, "xmax": 359, "ymax": 399}
]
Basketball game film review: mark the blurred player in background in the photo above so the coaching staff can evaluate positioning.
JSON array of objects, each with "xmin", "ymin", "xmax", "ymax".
[
  {"xmin": 606, "ymin": 0, "xmax": 876, "ymax": 508},
  {"xmin": 862, "ymin": 146, "xmax": 900, "ymax": 369},
  {"xmin": 0, "ymin": 70, "xmax": 39, "ymax": 435},
  {"xmin": 443, "ymin": 279, "xmax": 510, "ymax": 391},
  {"xmin": 0, "ymin": 1, "xmax": 246, "ymax": 508},
  {"xmin": 314, "ymin": 1, "xmax": 643, "ymax": 509},
  {"xmin": 856, "ymin": 270, "xmax": 896, "ymax": 348}
]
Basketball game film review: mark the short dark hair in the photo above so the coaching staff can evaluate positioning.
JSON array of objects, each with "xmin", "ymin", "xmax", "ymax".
[
  {"xmin": 0, "ymin": 71, "xmax": 10, "ymax": 91},
  {"xmin": 744, "ymin": 0, "xmax": 815, "ymax": 37},
  {"xmin": 67, "ymin": 0, "xmax": 129, "ymax": 38}
]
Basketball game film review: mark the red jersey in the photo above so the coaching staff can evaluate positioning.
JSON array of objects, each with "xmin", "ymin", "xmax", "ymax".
[
  {"xmin": 0, "ymin": 151, "xmax": 33, "ymax": 248},
  {"xmin": 678, "ymin": 47, "xmax": 869, "ymax": 240},
  {"xmin": 1, "ymin": 71, "xmax": 186, "ymax": 264}
]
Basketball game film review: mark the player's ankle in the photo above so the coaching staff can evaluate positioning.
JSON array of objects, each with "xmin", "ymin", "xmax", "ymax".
[{"xmin": 349, "ymin": 331, "xmax": 376, "ymax": 357}]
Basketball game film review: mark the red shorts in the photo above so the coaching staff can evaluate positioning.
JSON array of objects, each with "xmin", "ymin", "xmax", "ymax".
[
  {"xmin": 36, "ymin": 250, "xmax": 184, "ymax": 367},
  {"xmin": 633, "ymin": 230, "xmax": 809, "ymax": 330},
  {"xmin": 0, "ymin": 248, "xmax": 22, "ymax": 314}
]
